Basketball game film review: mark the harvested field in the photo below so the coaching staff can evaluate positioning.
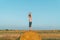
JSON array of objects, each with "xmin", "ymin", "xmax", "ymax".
[{"xmin": 0, "ymin": 30, "xmax": 60, "ymax": 40}]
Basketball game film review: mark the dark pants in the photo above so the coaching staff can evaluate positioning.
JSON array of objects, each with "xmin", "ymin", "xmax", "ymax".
[{"xmin": 29, "ymin": 22, "xmax": 32, "ymax": 27}]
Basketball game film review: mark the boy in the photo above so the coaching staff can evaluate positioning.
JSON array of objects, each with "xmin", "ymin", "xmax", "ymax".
[{"xmin": 28, "ymin": 13, "xmax": 32, "ymax": 30}]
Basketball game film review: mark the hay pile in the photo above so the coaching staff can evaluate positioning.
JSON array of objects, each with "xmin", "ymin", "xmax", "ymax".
[{"xmin": 20, "ymin": 30, "xmax": 41, "ymax": 40}]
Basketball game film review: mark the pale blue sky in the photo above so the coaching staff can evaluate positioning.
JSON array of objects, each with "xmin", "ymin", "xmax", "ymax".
[{"xmin": 0, "ymin": 0, "xmax": 60, "ymax": 30}]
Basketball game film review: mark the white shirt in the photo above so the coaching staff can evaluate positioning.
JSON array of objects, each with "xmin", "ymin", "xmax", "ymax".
[{"xmin": 29, "ymin": 17, "xmax": 32, "ymax": 22}]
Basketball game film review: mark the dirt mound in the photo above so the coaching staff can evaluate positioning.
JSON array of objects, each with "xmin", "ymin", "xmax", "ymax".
[{"xmin": 20, "ymin": 30, "xmax": 41, "ymax": 40}]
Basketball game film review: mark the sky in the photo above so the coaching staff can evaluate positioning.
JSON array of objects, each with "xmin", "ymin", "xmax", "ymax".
[{"xmin": 0, "ymin": 0, "xmax": 60, "ymax": 30}]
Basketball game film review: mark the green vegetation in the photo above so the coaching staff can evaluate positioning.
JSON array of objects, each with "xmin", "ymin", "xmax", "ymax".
[{"xmin": 42, "ymin": 38, "xmax": 60, "ymax": 40}]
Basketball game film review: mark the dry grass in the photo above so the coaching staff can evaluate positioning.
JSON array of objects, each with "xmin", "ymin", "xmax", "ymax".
[{"xmin": 0, "ymin": 30, "xmax": 60, "ymax": 40}]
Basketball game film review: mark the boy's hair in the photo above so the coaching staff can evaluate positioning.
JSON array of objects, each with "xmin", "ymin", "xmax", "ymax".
[{"xmin": 29, "ymin": 14, "xmax": 31, "ymax": 17}]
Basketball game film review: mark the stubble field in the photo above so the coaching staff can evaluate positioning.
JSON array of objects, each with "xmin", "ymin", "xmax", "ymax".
[{"xmin": 0, "ymin": 30, "xmax": 60, "ymax": 40}]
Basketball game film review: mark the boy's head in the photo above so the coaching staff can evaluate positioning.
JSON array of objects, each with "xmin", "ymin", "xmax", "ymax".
[{"xmin": 29, "ymin": 12, "xmax": 32, "ymax": 17}]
